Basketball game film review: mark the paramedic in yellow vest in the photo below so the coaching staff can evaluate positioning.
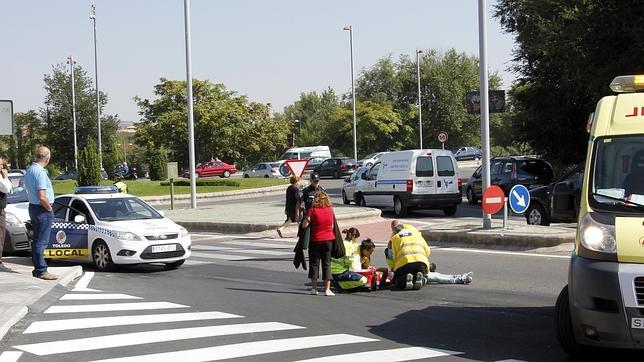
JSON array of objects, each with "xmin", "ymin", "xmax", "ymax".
[
  {"xmin": 389, "ymin": 220, "xmax": 430, "ymax": 290},
  {"xmin": 330, "ymin": 227, "xmax": 369, "ymax": 291},
  {"xmin": 114, "ymin": 181, "xmax": 128, "ymax": 194}
]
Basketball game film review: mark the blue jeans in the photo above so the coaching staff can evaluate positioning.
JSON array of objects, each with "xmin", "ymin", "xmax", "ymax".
[{"xmin": 29, "ymin": 204, "xmax": 54, "ymax": 276}]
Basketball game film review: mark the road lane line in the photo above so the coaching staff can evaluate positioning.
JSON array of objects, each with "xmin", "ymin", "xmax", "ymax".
[
  {"xmin": 295, "ymin": 346, "xmax": 462, "ymax": 361},
  {"xmin": 24, "ymin": 311, "xmax": 244, "ymax": 334},
  {"xmin": 185, "ymin": 259, "xmax": 212, "ymax": 266},
  {"xmin": 192, "ymin": 245, "xmax": 289, "ymax": 256},
  {"xmin": 433, "ymin": 247, "xmax": 571, "ymax": 259},
  {"xmin": 44, "ymin": 302, "xmax": 188, "ymax": 314},
  {"xmin": 221, "ymin": 241, "xmax": 296, "ymax": 248},
  {"xmin": 60, "ymin": 293, "xmax": 143, "ymax": 300},
  {"xmin": 73, "ymin": 272, "xmax": 100, "ymax": 292},
  {"xmin": 190, "ymin": 252, "xmax": 254, "ymax": 261},
  {"xmin": 0, "ymin": 351, "xmax": 23, "ymax": 362},
  {"xmin": 90, "ymin": 334, "xmax": 376, "ymax": 362},
  {"xmin": 14, "ymin": 322, "xmax": 303, "ymax": 356}
]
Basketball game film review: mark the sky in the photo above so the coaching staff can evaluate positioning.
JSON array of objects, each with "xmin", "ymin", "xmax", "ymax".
[{"xmin": 0, "ymin": 0, "xmax": 517, "ymax": 126}]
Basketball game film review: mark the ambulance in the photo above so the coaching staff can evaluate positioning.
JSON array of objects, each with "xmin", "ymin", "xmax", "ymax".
[{"xmin": 555, "ymin": 75, "xmax": 644, "ymax": 355}]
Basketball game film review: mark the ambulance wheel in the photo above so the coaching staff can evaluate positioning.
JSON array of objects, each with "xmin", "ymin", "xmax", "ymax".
[
  {"xmin": 165, "ymin": 259, "xmax": 185, "ymax": 269},
  {"xmin": 555, "ymin": 285, "xmax": 586, "ymax": 358},
  {"xmin": 467, "ymin": 187, "xmax": 477, "ymax": 204},
  {"xmin": 342, "ymin": 190, "xmax": 350, "ymax": 205},
  {"xmin": 394, "ymin": 197, "xmax": 408, "ymax": 217},
  {"xmin": 92, "ymin": 240, "xmax": 114, "ymax": 272},
  {"xmin": 443, "ymin": 205, "xmax": 457, "ymax": 216}
]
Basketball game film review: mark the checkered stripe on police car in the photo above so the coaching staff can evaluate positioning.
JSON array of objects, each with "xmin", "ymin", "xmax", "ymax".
[
  {"xmin": 89, "ymin": 225, "xmax": 116, "ymax": 238},
  {"xmin": 52, "ymin": 222, "xmax": 90, "ymax": 230}
]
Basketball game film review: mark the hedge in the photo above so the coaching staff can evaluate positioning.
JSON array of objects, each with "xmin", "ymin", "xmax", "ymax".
[{"xmin": 160, "ymin": 179, "xmax": 240, "ymax": 187}]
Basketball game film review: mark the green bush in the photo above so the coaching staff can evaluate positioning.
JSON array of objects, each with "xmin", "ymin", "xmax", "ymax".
[
  {"xmin": 77, "ymin": 138, "xmax": 102, "ymax": 186},
  {"xmin": 148, "ymin": 148, "xmax": 166, "ymax": 181},
  {"xmin": 160, "ymin": 179, "xmax": 240, "ymax": 187},
  {"xmin": 46, "ymin": 163, "xmax": 62, "ymax": 179}
]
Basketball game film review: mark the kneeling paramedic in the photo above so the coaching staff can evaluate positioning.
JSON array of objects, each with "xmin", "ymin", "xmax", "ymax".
[{"xmin": 388, "ymin": 220, "xmax": 430, "ymax": 290}]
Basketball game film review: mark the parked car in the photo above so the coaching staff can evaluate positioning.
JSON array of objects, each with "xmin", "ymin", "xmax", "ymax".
[
  {"xmin": 314, "ymin": 157, "xmax": 358, "ymax": 179},
  {"xmin": 49, "ymin": 186, "xmax": 191, "ymax": 271},
  {"xmin": 453, "ymin": 147, "xmax": 482, "ymax": 161},
  {"xmin": 183, "ymin": 160, "xmax": 237, "ymax": 178},
  {"xmin": 243, "ymin": 162, "xmax": 282, "ymax": 178},
  {"xmin": 55, "ymin": 168, "xmax": 109, "ymax": 181},
  {"xmin": 358, "ymin": 152, "xmax": 388, "ymax": 167},
  {"xmin": 3, "ymin": 173, "xmax": 31, "ymax": 255},
  {"xmin": 341, "ymin": 167, "xmax": 369, "ymax": 204},
  {"xmin": 525, "ymin": 166, "xmax": 583, "ymax": 225},
  {"xmin": 466, "ymin": 156, "xmax": 554, "ymax": 204},
  {"xmin": 304, "ymin": 157, "xmax": 326, "ymax": 171}
]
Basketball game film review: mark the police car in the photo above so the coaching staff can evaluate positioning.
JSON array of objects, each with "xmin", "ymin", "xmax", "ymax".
[{"xmin": 48, "ymin": 186, "xmax": 191, "ymax": 271}]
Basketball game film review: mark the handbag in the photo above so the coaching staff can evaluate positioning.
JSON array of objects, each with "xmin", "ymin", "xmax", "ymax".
[{"xmin": 331, "ymin": 215, "xmax": 346, "ymax": 258}]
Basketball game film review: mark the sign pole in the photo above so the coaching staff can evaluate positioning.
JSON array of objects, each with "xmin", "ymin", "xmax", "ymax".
[
  {"xmin": 502, "ymin": 197, "xmax": 508, "ymax": 230},
  {"xmin": 478, "ymin": 0, "xmax": 492, "ymax": 229}
]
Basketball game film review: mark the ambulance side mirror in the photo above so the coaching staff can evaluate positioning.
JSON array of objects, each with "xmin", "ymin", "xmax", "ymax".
[{"xmin": 74, "ymin": 215, "xmax": 86, "ymax": 224}]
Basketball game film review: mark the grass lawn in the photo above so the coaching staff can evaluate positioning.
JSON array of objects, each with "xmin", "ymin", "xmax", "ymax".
[{"xmin": 53, "ymin": 178, "xmax": 288, "ymax": 197}]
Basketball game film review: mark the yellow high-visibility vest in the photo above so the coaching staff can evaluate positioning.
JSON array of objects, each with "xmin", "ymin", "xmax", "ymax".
[{"xmin": 390, "ymin": 224, "xmax": 430, "ymax": 271}]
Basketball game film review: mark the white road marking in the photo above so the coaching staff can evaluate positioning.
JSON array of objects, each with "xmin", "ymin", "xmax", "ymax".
[
  {"xmin": 295, "ymin": 346, "xmax": 462, "ymax": 361},
  {"xmin": 73, "ymin": 272, "xmax": 100, "ymax": 292},
  {"xmin": 15, "ymin": 322, "xmax": 303, "ymax": 356},
  {"xmin": 0, "ymin": 351, "xmax": 23, "ymax": 362},
  {"xmin": 486, "ymin": 197, "xmax": 503, "ymax": 204},
  {"xmin": 192, "ymin": 245, "xmax": 289, "ymax": 256},
  {"xmin": 24, "ymin": 311, "xmax": 243, "ymax": 334},
  {"xmin": 90, "ymin": 334, "xmax": 376, "ymax": 362},
  {"xmin": 433, "ymin": 247, "xmax": 571, "ymax": 259},
  {"xmin": 44, "ymin": 302, "xmax": 188, "ymax": 314},
  {"xmin": 221, "ymin": 241, "xmax": 296, "ymax": 248},
  {"xmin": 60, "ymin": 293, "xmax": 143, "ymax": 300},
  {"xmin": 185, "ymin": 259, "xmax": 212, "ymax": 266},
  {"xmin": 190, "ymin": 252, "xmax": 253, "ymax": 261}
]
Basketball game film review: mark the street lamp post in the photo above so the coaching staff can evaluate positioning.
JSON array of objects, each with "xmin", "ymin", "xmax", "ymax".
[
  {"xmin": 478, "ymin": 0, "xmax": 492, "ymax": 229},
  {"xmin": 343, "ymin": 25, "xmax": 358, "ymax": 162},
  {"xmin": 67, "ymin": 55, "xmax": 78, "ymax": 170},
  {"xmin": 184, "ymin": 0, "xmax": 197, "ymax": 208},
  {"xmin": 293, "ymin": 119, "xmax": 299, "ymax": 147},
  {"xmin": 90, "ymin": 3, "xmax": 102, "ymax": 169},
  {"xmin": 416, "ymin": 49, "xmax": 424, "ymax": 149}
]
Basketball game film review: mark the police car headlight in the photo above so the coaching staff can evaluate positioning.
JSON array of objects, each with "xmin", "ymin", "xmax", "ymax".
[
  {"xmin": 5, "ymin": 212, "xmax": 24, "ymax": 227},
  {"xmin": 580, "ymin": 213, "xmax": 616, "ymax": 254},
  {"xmin": 114, "ymin": 231, "xmax": 142, "ymax": 241},
  {"xmin": 179, "ymin": 226, "xmax": 189, "ymax": 238}
]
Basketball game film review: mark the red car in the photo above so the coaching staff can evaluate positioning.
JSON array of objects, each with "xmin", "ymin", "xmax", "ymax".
[{"xmin": 183, "ymin": 161, "xmax": 237, "ymax": 178}]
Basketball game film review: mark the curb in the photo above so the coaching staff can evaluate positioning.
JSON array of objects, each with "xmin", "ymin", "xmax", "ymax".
[
  {"xmin": 175, "ymin": 208, "xmax": 382, "ymax": 234},
  {"xmin": 141, "ymin": 185, "xmax": 288, "ymax": 203},
  {"xmin": 0, "ymin": 306, "xmax": 27, "ymax": 343},
  {"xmin": 420, "ymin": 228, "xmax": 575, "ymax": 248}
]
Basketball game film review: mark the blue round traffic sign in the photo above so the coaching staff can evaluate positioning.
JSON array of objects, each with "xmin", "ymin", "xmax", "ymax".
[{"xmin": 509, "ymin": 185, "xmax": 530, "ymax": 214}]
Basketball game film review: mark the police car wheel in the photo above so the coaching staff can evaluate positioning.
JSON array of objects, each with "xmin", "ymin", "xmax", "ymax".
[
  {"xmin": 165, "ymin": 259, "xmax": 185, "ymax": 269},
  {"xmin": 555, "ymin": 285, "xmax": 588, "ymax": 358},
  {"xmin": 92, "ymin": 240, "xmax": 114, "ymax": 272}
]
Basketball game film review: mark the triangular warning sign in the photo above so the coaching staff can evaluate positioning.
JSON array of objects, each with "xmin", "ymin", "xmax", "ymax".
[{"xmin": 285, "ymin": 159, "xmax": 309, "ymax": 178}]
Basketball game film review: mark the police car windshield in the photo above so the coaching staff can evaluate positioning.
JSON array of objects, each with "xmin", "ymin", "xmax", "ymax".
[
  {"xmin": 87, "ymin": 197, "xmax": 163, "ymax": 221},
  {"xmin": 591, "ymin": 135, "xmax": 644, "ymax": 213}
]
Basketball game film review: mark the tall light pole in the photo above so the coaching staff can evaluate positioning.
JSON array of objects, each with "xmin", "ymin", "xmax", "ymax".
[
  {"xmin": 478, "ymin": 0, "xmax": 492, "ymax": 229},
  {"xmin": 343, "ymin": 25, "xmax": 358, "ymax": 162},
  {"xmin": 184, "ymin": 0, "xmax": 197, "ymax": 208},
  {"xmin": 293, "ymin": 119, "xmax": 300, "ymax": 147},
  {"xmin": 416, "ymin": 49, "xmax": 424, "ymax": 149},
  {"xmin": 67, "ymin": 55, "xmax": 78, "ymax": 170},
  {"xmin": 90, "ymin": 3, "xmax": 103, "ymax": 169}
]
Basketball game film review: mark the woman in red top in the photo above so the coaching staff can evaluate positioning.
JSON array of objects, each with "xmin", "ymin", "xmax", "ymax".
[{"xmin": 301, "ymin": 191, "xmax": 336, "ymax": 296}]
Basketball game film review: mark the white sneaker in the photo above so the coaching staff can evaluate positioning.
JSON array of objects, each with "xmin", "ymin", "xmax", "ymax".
[
  {"xmin": 325, "ymin": 289, "xmax": 335, "ymax": 297},
  {"xmin": 413, "ymin": 272, "xmax": 424, "ymax": 290},
  {"xmin": 461, "ymin": 272, "xmax": 473, "ymax": 284},
  {"xmin": 404, "ymin": 273, "xmax": 414, "ymax": 290},
  {"xmin": 310, "ymin": 288, "xmax": 318, "ymax": 295}
]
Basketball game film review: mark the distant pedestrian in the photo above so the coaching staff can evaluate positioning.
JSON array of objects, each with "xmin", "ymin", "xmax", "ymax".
[
  {"xmin": 301, "ymin": 191, "xmax": 336, "ymax": 296},
  {"xmin": 0, "ymin": 157, "xmax": 13, "ymax": 272},
  {"xmin": 25, "ymin": 147, "xmax": 57, "ymax": 280},
  {"xmin": 277, "ymin": 175, "xmax": 300, "ymax": 238}
]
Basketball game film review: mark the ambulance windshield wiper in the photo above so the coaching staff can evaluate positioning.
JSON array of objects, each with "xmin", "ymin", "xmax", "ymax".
[{"xmin": 592, "ymin": 192, "xmax": 644, "ymax": 210}]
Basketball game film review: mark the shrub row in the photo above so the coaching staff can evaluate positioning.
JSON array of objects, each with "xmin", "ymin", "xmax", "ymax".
[{"xmin": 160, "ymin": 179, "xmax": 240, "ymax": 187}]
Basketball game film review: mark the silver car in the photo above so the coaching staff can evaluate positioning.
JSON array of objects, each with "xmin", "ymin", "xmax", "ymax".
[
  {"xmin": 243, "ymin": 162, "xmax": 282, "ymax": 178},
  {"xmin": 3, "ymin": 173, "xmax": 31, "ymax": 255},
  {"xmin": 341, "ymin": 167, "xmax": 370, "ymax": 204}
]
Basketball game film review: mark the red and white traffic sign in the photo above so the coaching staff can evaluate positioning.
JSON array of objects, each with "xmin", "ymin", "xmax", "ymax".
[
  {"xmin": 285, "ymin": 159, "xmax": 309, "ymax": 178},
  {"xmin": 437, "ymin": 131, "xmax": 448, "ymax": 144},
  {"xmin": 482, "ymin": 185, "xmax": 505, "ymax": 214}
]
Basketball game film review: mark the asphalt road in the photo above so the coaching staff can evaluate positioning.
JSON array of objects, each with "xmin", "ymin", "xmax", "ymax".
[{"xmin": 2, "ymin": 231, "xmax": 576, "ymax": 361}]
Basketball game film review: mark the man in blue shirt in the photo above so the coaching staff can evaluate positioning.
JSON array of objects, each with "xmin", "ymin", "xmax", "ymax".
[{"xmin": 25, "ymin": 147, "xmax": 57, "ymax": 280}]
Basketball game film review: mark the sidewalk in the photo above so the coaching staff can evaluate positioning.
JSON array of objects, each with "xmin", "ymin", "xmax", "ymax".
[{"xmin": 0, "ymin": 258, "xmax": 82, "ymax": 340}]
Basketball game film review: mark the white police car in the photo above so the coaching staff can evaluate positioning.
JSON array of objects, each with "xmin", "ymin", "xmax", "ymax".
[{"xmin": 48, "ymin": 186, "xmax": 191, "ymax": 271}]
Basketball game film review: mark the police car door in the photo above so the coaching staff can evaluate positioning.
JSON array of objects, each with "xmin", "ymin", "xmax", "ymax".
[{"xmin": 46, "ymin": 198, "xmax": 90, "ymax": 261}]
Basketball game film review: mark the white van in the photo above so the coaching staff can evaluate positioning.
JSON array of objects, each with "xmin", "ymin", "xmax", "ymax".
[
  {"xmin": 354, "ymin": 149, "xmax": 462, "ymax": 217},
  {"xmin": 278, "ymin": 146, "xmax": 331, "ymax": 161}
]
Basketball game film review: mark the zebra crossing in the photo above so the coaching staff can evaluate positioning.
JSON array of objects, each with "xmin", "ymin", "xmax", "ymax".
[{"xmin": 1, "ymin": 272, "xmax": 463, "ymax": 361}]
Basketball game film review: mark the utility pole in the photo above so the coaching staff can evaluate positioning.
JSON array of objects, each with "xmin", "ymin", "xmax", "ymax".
[
  {"xmin": 90, "ymin": 3, "xmax": 103, "ymax": 169},
  {"xmin": 478, "ymin": 0, "xmax": 492, "ymax": 229},
  {"xmin": 184, "ymin": 0, "xmax": 197, "ymax": 208},
  {"xmin": 67, "ymin": 55, "xmax": 78, "ymax": 170},
  {"xmin": 416, "ymin": 49, "xmax": 424, "ymax": 149}
]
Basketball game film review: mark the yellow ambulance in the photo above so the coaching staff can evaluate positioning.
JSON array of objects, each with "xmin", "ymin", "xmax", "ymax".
[{"xmin": 555, "ymin": 75, "xmax": 644, "ymax": 356}]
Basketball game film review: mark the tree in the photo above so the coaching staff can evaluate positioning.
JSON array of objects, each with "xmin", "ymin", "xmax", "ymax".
[
  {"xmin": 147, "ymin": 148, "xmax": 166, "ymax": 181},
  {"xmin": 494, "ymin": 0, "xmax": 644, "ymax": 164},
  {"xmin": 40, "ymin": 63, "xmax": 120, "ymax": 170},
  {"xmin": 281, "ymin": 88, "xmax": 339, "ymax": 147},
  {"xmin": 3, "ymin": 111, "xmax": 43, "ymax": 169},
  {"xmin": 77, "ymin": 137, "xmax": 101, "ymax": 186}
]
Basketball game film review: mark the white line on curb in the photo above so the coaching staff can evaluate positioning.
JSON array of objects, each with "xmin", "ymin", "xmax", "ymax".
[
  {"xmin": 433, "ymin": 247, "xmax": 571, "ymax": 259},
  {"xmin": 0, "ymin": 351, "xmax": 23, "ymax": 362}
]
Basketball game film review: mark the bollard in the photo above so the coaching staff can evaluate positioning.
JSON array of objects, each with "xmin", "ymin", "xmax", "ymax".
[
  {"xmin": 502, "ymin": 197, "xmax": 508, "ymax": 230},
  {"xmin": 170, "ymin": 178, "xmax": 175, "ymax": 210}
]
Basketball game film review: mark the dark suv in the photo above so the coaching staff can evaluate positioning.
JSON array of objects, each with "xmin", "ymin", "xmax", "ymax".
[
  {"xmin": 314, "ymin": 157, "xmax": 357, "ymax": 179},
  {"xmin": 466, "ymin": 156, "xmax": 554, "ymax": 204},
  {"xmin": 525, "ymin": 166, "xmax": 583, "ymax": 225}
]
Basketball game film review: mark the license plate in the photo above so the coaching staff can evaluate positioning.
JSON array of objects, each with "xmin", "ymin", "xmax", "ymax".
[
  {"xmin": 632, "ymin": 318, "xmax": 644, "ymax": 329},
  {"xmin": 151, "ymin": 244, "xmax": 176, "ymax": 253}
]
